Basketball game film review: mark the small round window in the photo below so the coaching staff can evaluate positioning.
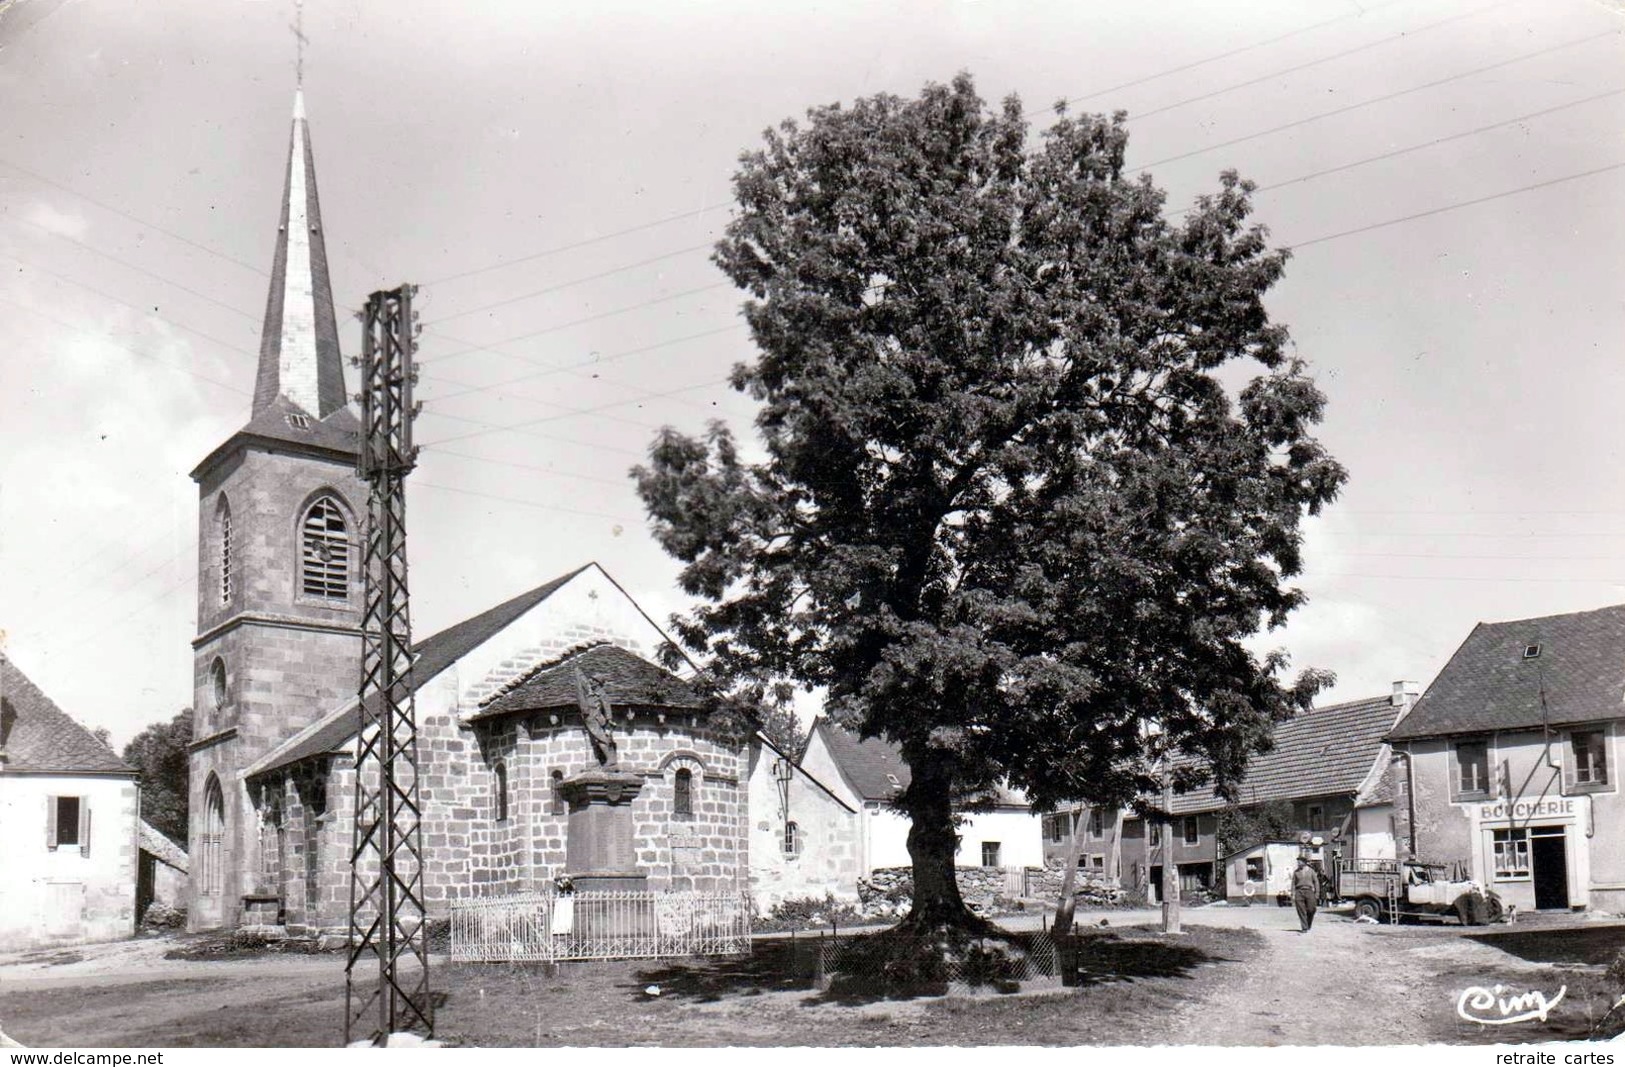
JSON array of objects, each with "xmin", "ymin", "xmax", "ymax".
[{"xmin": 210, "ymin": 658, "xmax": 228, "ymax": 711}]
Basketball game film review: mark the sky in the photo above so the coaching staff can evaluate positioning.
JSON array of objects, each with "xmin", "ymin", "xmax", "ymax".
[{"xmin": 0, "ymin": 0, "xmax": 1621, "ymax": 749}]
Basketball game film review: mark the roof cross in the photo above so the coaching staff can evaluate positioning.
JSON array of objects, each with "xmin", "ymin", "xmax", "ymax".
[{"xmin": 290, "ymin": 0, "xmax": 307, "ymax": 88}]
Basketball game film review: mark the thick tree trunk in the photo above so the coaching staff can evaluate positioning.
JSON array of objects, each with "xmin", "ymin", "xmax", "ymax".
[{"xmin": 898, "ymin": 755, "xmax": 989, "ymax": 933}]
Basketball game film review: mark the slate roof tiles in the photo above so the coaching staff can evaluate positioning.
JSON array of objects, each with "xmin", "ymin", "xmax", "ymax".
[
  {"xmin": 1386, "ymin": 603, "xmax": 1625, "ymax": 741},
  {"xmin": 0, "ymin": 653, "xmax": 134, "ymax": 776}
]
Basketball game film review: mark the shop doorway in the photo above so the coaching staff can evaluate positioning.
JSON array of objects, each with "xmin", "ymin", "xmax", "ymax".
[{"xmin": 1530, "ymin": 826, "xmax": 1568, "ymax": 910}]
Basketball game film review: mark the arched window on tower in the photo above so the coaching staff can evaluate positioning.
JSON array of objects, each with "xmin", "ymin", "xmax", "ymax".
[
  {"xmin": 206, "ymin": 657, "xmax": 227, "ymax": 733},
  {"xmin": 201, "ymin": 775, "xmax": 225, "ymax": 897},
  {"xmin": 783, "ymin": 821, "xmax": 802, "ymax": 858},
  {"xmin": 300, "ymin": 496, "xmax": 350, "ymax": 600},
  {"xmin": 673, "ymin": 767, "xmax": 694, "ymax": 819},
  {"xmin": 217, "ymin": 497, "xmax": 233, "ymax": 604}
]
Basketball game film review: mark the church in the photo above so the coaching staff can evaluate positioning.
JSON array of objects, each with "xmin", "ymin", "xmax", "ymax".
[{"xmin": 183, "ymin": 92, "xmax": 766, "ymax": 934}]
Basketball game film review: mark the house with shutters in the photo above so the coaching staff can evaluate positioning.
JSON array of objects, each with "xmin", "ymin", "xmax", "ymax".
[
  {"xmin": 0, "ymin": 652, "xmax": 141, "ymax": 950},
  {"xmin": 1041, "ymin": 687, "xmax": 1413, "ymax": 897},
  {"xmin": 1385, "ymin": 604, "xmax": 1625, "ymax": 914}
]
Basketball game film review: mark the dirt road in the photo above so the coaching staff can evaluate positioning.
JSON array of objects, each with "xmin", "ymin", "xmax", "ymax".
[{"xmin": 1166, "ymin": 905, "xmax": 1597, "ymax": 1045}]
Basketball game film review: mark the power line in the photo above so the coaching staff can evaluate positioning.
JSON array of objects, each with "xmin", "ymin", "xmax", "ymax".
[
  {"xmin": 1171, "ymin": 85, "xmax": 1625, "ymax": 216},
  {"xmin": 422, "ymin": 446, "xmax": 637, "ymax": 490},
  {"xmin": 1130, "ymin": 0, "xmax": 1510, "ymax": 122},
  {"xmin": 420, "ymin": 374, "xmax": 727, "ymax": 449},
  {"xmin": 0, "ymin": 250, "xmax": 260, "ymax": 362},
  {"xmin": 411, "ymin": 481, "xmax": 640, "ymax": 525},
  {"xmin": 1136, "ymin": 29, "xmax": 1618, "ymax": 171},
  {"xmin": 414, "ymin": 410, "xmax": 647, "ymax": 459},
  {"xmin": 1332, "ymin": 551, "xmax": 1625, "ymax": 561},
  {"xmin": 1315, "ymin": 572, "xmax": 1625, "ymax": 584},
  {"xmin": 0, "ymin": 291, "xmax": 251, "ymax": 396},
  {"xmin": 1289, "ymin": 159, "xmax": 1625, "ymax": 249},
  {"xmin": 1062, "ymin": 0, "xmax": 1409, "ymax": 107},
  {"xmin": 429, "ymin": 242, "xmax": 714, "ymax": 325},
  {"xmin": 1317, "ymin": 529, "xmax": 1625, "ymax": 539},
  {"xmin": 423, "ymin": 282, "xmax": 732, "ymax": 369},
  {"xmin": 0, "ymin": 157, "xmax": 266, "ymax": 276},
  {"xmin": 424, "ymin": 207, "xmax": 722, "ymax": 286},
  {"xmin": 8, "ymin": 211, "xmax": 264, "ymax": 325},
  {"xmin": 422, "ymin": 323, "xmax": 744, "ymax": 407}
]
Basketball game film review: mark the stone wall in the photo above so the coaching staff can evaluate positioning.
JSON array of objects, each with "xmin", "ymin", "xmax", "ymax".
[{"xmin": 858, "ymin": 861, "xmax": 1123, "ymax": 908}]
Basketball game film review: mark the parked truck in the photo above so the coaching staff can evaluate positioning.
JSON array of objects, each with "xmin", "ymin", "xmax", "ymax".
[{"xmin": 1334, "ymin": 859, "xmax": 1504, "ymax": 925}]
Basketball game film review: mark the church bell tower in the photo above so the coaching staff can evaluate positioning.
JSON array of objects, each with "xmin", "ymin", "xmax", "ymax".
[{"xmin": 186, "ymin": 90, "xmax": 366, "ymax": 930}]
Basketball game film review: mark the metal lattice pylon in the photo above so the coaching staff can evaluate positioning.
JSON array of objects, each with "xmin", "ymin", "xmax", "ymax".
[{"xmin": 345, "ymin": 284, "xmax": 432, "ymax": 1044}]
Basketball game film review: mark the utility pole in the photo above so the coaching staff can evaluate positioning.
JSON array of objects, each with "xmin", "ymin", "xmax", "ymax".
[
  {"xmin": 1160, "ymin": 772, "xmax": 1181, "ymax": 935},
  {"xmin": 345, "ymin": 285, "xmax": 432, "ymax": 1044}
]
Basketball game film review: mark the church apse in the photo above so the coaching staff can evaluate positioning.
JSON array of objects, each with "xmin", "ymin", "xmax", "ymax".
[{"xmin": 431, "ymin": 643, "xmax": 747, "ymax": 907}]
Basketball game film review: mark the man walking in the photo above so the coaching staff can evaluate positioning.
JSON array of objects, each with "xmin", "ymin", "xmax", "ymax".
[{"xmin": 1292, "ymin": 855, "xmax": 1321, "ymax": 932}]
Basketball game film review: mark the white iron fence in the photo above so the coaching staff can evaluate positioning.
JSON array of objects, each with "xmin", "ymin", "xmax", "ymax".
[{"xmin": 449, "ymin": 889, "xmax": 752, "ymax": 963}]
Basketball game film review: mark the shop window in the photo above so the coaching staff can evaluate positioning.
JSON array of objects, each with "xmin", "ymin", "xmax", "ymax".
[
  {"xmin": 1454, "ymin": 740, "xmax": 1491, "ymax": 797},
  {"xmin": 1492, "ymin": 828, "xmax": 1530, "ymax": 879},
  {"xmin": 1571, "ymin": 730, "xmax": 1609, "ymax": 787},
  {"xmin": 1182, "ymin": 816, "xmax": 1199, "ymax": 846},
  {"xmin": 981, "ymin": 841, "xmax": 1001, "ymax": 868}
]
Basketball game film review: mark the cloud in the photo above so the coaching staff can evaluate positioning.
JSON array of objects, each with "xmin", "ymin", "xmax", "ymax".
[{"xmin": 23, "ymin": 201, "xmax": 89, "ymax": 240}]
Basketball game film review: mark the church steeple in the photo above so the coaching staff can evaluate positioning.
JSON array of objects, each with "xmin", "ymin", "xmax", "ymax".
[{"xmin": 251, "ymin": 89, "xmax": 347, "ymax": 419}]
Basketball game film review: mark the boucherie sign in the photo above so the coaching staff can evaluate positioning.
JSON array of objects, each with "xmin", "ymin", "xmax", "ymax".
[{"xmin": 1478, "ymin": 798, "xmax": 1575, "ymax": 821}]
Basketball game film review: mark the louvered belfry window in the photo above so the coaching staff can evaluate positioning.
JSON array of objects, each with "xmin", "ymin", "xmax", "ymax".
[
  {"xmin": 300, "ymin": 497, "xmax": 349, "ymax": 600},
  {"xmin": 218, "ymin": 499, "xmax": 233, "ymax": 604}
]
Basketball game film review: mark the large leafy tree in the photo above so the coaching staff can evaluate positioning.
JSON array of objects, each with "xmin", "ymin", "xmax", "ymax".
[
  {"xmin": 635, "ymin": 74, "xmax": 1345, "ymax": 930},
  {"xmin": 123, "ymin": 708, "xmax": 192, "ymax": 844}
]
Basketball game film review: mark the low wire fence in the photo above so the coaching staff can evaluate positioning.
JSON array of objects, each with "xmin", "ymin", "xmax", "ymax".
[{"xmin": 450, "ymin": 888, "xmax": 752, "ymax": 963}]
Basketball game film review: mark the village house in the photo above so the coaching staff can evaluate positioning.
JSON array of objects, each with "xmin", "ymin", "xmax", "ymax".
[
  {"xmin": 1043, "ymin": 686, "xmax": 1413, "ymax": 897},
  {"xmin": 0, "ymin": 653, "xmax": 141, "ymax": 950},
  {"xmin": 799, "ymin": 719, "xmax": 1045, "ymax": 881},
  {"xmin": 1386, "ymin": 604, "xmax": 1625, "ymax": 914},
  {"xmin": 743, "ymin": 731, "xmax": 862, "ymax": 907}
]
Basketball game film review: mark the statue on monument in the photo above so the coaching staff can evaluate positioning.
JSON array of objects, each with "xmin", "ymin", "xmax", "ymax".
[{"xmin": 574, "ymin": 668, "xmax": 620, "ymax": 769}]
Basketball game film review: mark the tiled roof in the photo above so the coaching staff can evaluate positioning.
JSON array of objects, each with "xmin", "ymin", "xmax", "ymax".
[
  {"xmin": 813, "ymin": 721, "xmax": 911, "ymax": 801},
  {"xmin": 191, "ymin": 398, "xmax": 360, "ymax": 480},
  {"xmin": 473, "ymin": 643, "xmax": 702, "ymax": 719},
  {"xmin": 1169, "ymin": 694, "xmax": 1401, "ymax": 815},
  {"xmin": 0, "ymin": 653, "xmax": 134, "ymax": 776},
  {"xmin": 811, "ymin": 720, "xmax": 1026, "ymax": 807},
  {"xmin": 139, "ymin": 821, "xmax": 189, "ymax": 872},
  {"xmin": 246, "ymin": 563, "xmax": 593, "ymax": 776},
  {"xmin": 1387, "ymin": 603, "xmax": 1625, "ymax": 741}
]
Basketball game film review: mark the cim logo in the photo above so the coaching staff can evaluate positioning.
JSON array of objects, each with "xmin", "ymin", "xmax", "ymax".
[{"xmin": 1456, "ymin": 984, "xmax": 1567, "ymax": 1025}]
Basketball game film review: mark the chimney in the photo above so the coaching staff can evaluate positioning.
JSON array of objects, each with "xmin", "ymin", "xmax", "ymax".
[{"xmin": 1390, "ymin": 680, "xmax": 1419, "ymax": 711}]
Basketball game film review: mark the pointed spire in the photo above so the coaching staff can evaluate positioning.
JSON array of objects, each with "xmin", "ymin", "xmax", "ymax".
[{"xmin": 251, "ymin": 89, "xmax": 347, "ymax": 419}]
